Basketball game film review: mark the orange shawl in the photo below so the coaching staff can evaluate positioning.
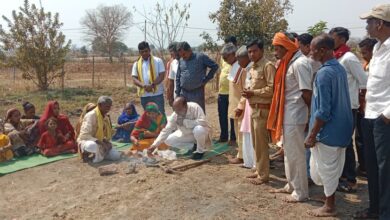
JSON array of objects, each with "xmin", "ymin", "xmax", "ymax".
[{"xmin": 267, "ymin": 32, "xmax": 299, "ymax": 143}]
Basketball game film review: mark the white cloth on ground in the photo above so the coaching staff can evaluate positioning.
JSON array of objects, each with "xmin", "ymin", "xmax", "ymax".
[
  {"xmin": 283, "ymin": 124, "xmax": 309, "ymax": 201},
  {"xmin": 310, "ymin": 142, "xmax": 346, "ymax": 197}
]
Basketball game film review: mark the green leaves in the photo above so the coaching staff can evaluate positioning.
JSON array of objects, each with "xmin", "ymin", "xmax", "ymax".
[
  {"xmin": 210, "ymin": 0, "xmax": 292, "ymax": 45},
  {"xmin": 0, "ymin": 0, "xmax": 71, "ymax": 90},
  {"xmin": 307, "ymin": 21, "xmax": 328, "ymax": 37}
]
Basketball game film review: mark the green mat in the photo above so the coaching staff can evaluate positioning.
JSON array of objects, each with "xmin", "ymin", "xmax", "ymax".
[{"xmin": 0, "ymin": 141, "xmax": 230, "ymax": 176}]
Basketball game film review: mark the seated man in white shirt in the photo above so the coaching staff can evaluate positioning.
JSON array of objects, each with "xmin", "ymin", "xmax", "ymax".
[
  {"xmin": 148, "ymin": 97, "xmax": 212, "ymax": 160},
  {"xmin": 78, "ymin": 96, "xmax": 122, "ymax": 163}
]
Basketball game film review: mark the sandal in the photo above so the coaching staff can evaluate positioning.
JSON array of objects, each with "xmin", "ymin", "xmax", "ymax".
[
  {"xmin": 353, "ymin": 208, "xmax": 378, "ymax": 219},
  {"xmin": 337, "ymin": 181, "xmax": 357, "ymax": 193}
]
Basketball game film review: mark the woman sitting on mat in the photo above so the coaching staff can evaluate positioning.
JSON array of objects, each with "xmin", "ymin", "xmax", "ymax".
[
  {"xmin": 37, "ymin": 117, "xmax": 77, "ymax": 157},
  {"xmin": 39, "ymin": 101, "xmax": 77, "ymax": 153},
  {"xmin": 130, "ymin": 102, "xmax": 167, "ymax": 151},
  {"xmin": 4, "ymin": 108, "xmax": 38, "ymax": 157},
  {"xmin": 112, "ymin": 102, "xmax": 139, "ymax": 143}
]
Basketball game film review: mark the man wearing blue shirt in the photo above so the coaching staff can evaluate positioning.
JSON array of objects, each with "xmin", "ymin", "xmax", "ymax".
[{"xmin": 305, "ymin": 34, "xmax": 353, "ymax": 217}]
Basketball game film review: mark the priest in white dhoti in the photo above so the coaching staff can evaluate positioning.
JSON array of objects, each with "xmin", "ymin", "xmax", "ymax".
[
  {"xmin": 305, "ymin": 34, "xmax": 353, "ymax": 217},
  {"xmin": 78, "ymin": 96, "xmax": 122, "ymax": 163},
  {"xmin": 148, "ymin": 97, "xmax": 212, "ymax": 160}
]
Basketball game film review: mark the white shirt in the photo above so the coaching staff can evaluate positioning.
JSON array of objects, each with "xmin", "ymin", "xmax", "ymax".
[
  {"xmin": 284, "ymin": 51, "xmax": 313, "ymax": 125},
  {"xmin": 338, "ymin": 52, "xmax": 368, "ymax": 109},
  {"xmin": 365, "ymin": 37, "xmax": 390, "ymax": 119},
  {"xmin": 131, "ymin": 56, "xmax": 165, "ymax": 97},
  {"xmin": 168, "ymin": 59, "xmax": 179, "ymax": 97},
  {"xmin": 152, "ymin": 102, "xmax": 211, "ymax": 147}
]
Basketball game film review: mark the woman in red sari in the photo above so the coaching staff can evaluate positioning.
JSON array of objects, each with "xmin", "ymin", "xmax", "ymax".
[
  {"xmin": 39, "ymin": 101, "xmax": 76, "ymax": 151},
  {"xmin": 37, "ymin": 117, "xmax": 77, "ymax": 156}
]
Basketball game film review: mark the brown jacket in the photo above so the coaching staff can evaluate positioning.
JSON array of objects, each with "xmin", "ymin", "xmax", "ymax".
[{"xmin": 238, "ymin": 57, "xmax": 275, "ymax": 109}]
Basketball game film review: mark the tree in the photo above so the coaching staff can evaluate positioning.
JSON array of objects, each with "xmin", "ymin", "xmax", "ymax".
[
  {"xmin": 0, "ymin": 0, "xmax": 71, "ymax": 91},
  {"xmin": 134, "ymin": 2, "xmax": 190, "ymax": 56},
  {"xmin": 80, "ymin": 46, "xmax": 88, "ymax": 56},
  {"xmin": 199, "ymin": 32, "xmax": 219, "ymax": 52},
  {"xmin": 91, "ymin": 37, "xmax": 128, "ymax": 57},
  {"xmin": 307, "ymin": 21, "xmax": 328, "ymax": 37},
  {"xmin": 81, "ymin": 4, "xmax": 132, "ymax": 62},
  {"xmin": 210, "ymin": 0, "xmax": 292, "ymax": 45}
]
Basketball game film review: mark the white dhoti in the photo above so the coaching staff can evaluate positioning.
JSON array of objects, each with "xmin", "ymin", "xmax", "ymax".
[
  {"xmin": 283, "ymin": 124, "xmax": 309, "ymax": 201},
  {"xmin": 80, "ymin": 140, "xmax": 121, "ymax": 163},
  {"xmin": 310, "ymin": 142, "xmax": 346, "ymax": 197},
  {"xmin": 242, "ymin": 132, "xmax": 255, "ymax": 168},
  {"xmin": 165, "ymin": 125, "xmax": 210, "ymax": 153},
  {"xmin": 240, "ymin": 100, "xmax": 256, "ymax": 168}
]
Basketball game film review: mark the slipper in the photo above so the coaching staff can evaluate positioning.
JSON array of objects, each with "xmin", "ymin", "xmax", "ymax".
[{"xmin": 337, "ymin": 181, "xmax": 357, "ymax": 193}]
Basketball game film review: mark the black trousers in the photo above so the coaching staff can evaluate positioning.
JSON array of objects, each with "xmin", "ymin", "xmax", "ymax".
[
  {"xmin": 355, "ymin": 111, "xmax": 366, "ymax": 172},
  {"xmin": 362, "ymin": 117, "xmax": 390, "ymax": 219},
  {"xmin": 218, "ymin": 94, "xmax": 236, "ymax": 141},
  {"xmin": 341, "ymin": 109, "xmax": 357, "ymax": 183}
]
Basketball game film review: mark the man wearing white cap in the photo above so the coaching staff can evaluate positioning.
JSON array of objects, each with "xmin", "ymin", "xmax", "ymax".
[{"xmin": 355, "ymin": 4, "xmax": 390, "ymax": 220}]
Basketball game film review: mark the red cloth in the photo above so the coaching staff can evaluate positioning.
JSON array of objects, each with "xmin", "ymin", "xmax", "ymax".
[
  {"xmin": 38, "ymin": 131, "xmax": 77, "ymax": 156},
  {"xmin": 39, "ymin": 101, "xmax": 75, "ymax": 141},
  {"xmin": 333, "ymin": 44, "xmax": 350, "ymax": 59}
]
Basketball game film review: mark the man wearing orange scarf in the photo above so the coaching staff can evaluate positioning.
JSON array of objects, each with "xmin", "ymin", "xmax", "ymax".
[
  {"xmin": 267, "ymin": 32, "xmax": 313, "ymax": 202},
  {"xmin": 240, "ymin": 39, "xmax": 276, "ymax": 185}
]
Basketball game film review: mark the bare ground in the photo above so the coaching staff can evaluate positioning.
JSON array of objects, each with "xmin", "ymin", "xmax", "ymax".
[{"xmin": 0, "ymin": 101, "xmax": 369, "ymax": 220}]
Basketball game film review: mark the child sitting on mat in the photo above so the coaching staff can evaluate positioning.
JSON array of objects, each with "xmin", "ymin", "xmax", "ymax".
[
  {"xmin": 0, "ymin": 120, "xmax": 13, "ymax": 162},
  {"xmin": 37, "ymin": 117, "xmax": 77, "ymax": 157}
]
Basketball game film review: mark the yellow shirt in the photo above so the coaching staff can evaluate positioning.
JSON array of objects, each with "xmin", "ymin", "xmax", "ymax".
[
  {"xmin": 219, "ymin": 59, "xmax": 231, "ymax": 95},
  {"xmin": 0, "ymin": 134, "xmax": 13, "ymax": 162}
]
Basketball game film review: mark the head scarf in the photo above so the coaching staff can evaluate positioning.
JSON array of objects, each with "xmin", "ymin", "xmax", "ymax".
[
  {"xmin": 39, "ymin": 101, "xmax": 73, "ymax": 137},
  {"xmin": 75, "ymin": 103, "xmax": 97, "ymax": 139},
  {"xmin": 5, "ymin": 108, "xmax": 20, "ymax": 123},
  {"xmin": 118, "ymin": 102, "xmax": 139, "ymax": 124},
  {"xmin": 267, "ymin": 32, "xmax": 299, "ymax": 143},
  {"xmin": 145, "ymin": 102, "xmax": 160, "ymax": 114},
  {"xmin": 131, "ymin": 102, "xmax": 167, "ymax": 139}
]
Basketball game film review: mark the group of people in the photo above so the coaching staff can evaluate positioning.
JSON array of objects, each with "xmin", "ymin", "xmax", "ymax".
[
  {"xmin": 0, "ymin": 101, "xmax": 78, "ymax": 160},
  {"xmin": 0, "ymin": 3, "xmax": 389, "ymax": 219},
  {"xmin": 129, "ymin": 4, "xmax": 390, "ymax": 219}
]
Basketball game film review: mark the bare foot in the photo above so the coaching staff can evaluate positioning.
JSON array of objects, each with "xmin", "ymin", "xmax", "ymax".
[
  {"xmin": 307, "ymin": 206, "xmax": 336, "ymax": 217},
  {"xmin": 229, "ymin": 157, "xmax": 243, "ymax": 164},
  {"xmin": 248, "ymin": 178, "xmax": 267, "ymax": 185},
  {"xmin": 246, "ymin": 173, "xmax": 258, "ymax": 179},
  {"xmin": 269, "ymin": 188, "xmax": 290, "ymax": 194},
  {"xmin": 282, "ymin": 195, "xmax": 306, "ymax": 203},
  {"xmin": 309, "ymin": 195, "xmax": 326, "ymax": 203}
]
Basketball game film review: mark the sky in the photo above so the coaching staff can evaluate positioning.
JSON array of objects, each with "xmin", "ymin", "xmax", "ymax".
[{"xmin": 0, "ymin": 0, "xmax": 387, "ymax": 49}]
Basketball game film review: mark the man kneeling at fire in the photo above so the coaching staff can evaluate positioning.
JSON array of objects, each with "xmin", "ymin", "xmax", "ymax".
[{"xmin": 148, "ymin": 96, "xmax": 212, "ymax": 160}]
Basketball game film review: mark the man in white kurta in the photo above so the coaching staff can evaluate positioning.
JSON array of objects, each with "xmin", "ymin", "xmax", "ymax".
[
  {"xmin": 149, "ymin": 97, "xmax": 212, "ymax": 160},
  {"xmin": 78, "ymin": 96, "xmax": 121, "ymax": 163},
  {"xmin": 271, "ymin": 42, "xmax": 313, "ymax": 202}
]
